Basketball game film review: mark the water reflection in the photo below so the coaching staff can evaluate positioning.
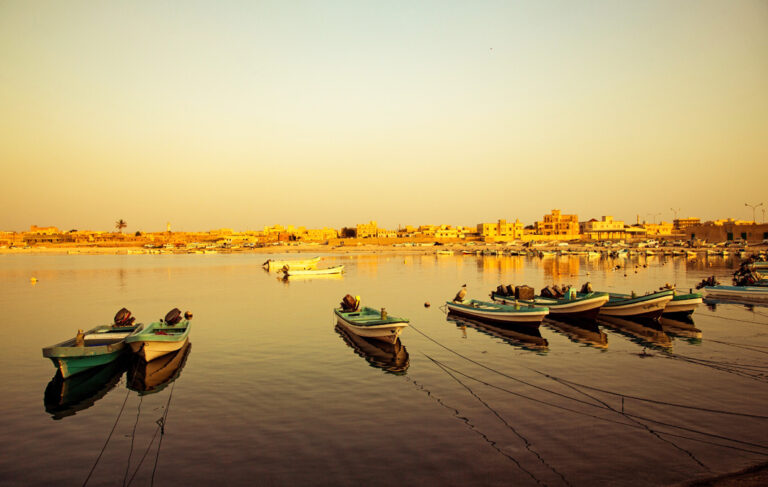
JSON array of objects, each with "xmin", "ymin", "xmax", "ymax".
[
  {"xmin": 598, "ymin": 316, "xmax": 673, "ymax": 351},
  {"xmin": 660, "ymin": 317, "xmax": 703, "ymax": 343},
  {"xmin": 335, "ymin": 324, "xmax": 409, "ymax": 374},
  {"xmin": 127, "ymin": 340, "xmax": 191, "ymax": 395},
  {"xmin": 447, "ymin": 314, "xmax": 548, "ymax": 352},
  {"xmin": 544, "ymin": 317, "xmax": 608, "ymax": 349},
  {"xmin": 44, "ymin": 356, "xmax": 128, "ymax": 420}
]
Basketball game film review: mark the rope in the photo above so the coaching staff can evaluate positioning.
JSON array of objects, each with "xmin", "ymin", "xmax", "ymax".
[
  {"xmin": 151, "ymin": 380, "xmax": 177, "ymax": 486},
  {"xmin": 83, "ymin": 389, "xmax": 131, "ymax": 487},
  {"xmin": 123, "ymin": 395, "xmax": 143, "ymax": 487}
]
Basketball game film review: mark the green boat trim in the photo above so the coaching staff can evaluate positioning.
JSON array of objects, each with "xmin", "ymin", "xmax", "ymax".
[
  {"xmin": 334, "ymin": 307, "xmax": 409, "ymax": 327},
  {"xmin": 125, "ymin": 320, "xmax": 191, "ymax": 344},
  {"xmin": 42, "ymin": 324, "xmax": 143, "ymax": 378}
]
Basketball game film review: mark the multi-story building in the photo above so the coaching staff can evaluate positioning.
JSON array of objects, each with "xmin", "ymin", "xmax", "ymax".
[
  {"xmin": 536, "ymin": 210, "xmax": 580, "ymax": 238},
  {"xmin": 581, "ymin": 216, "xmax": 625, "ymax": 240},
  {"xmin": 356, "ymin": 221, "xmax": 378, "ymax": 238},
  {"xmin": 477, "ymin": 219, "xmax": 523, "ymax": 241},
  {"xmin": 674, "ymin": 217, "xmax": 701, "ymax": 230}
]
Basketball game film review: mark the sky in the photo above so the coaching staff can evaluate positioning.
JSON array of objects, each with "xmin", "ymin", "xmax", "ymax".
[{"xmin": 1, "ymin": 0, "xmax": 766, "ymax": 232}]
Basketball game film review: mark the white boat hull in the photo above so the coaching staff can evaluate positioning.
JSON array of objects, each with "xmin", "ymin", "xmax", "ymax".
[
  {"xmin": 495, "ymin": 294, "xmax": 609, "ymax": 318},
  {"xmin": 704, "ymin": 286, "xmax": 768, "ymax": 302},
  {"xmin": 265, "ymin": 257, "xmax": 321, "ymax": 272},
  {"xmin": 286, "ymin": 265, "xmax": 343, "ymax": 276},
  {"xmin": 664, "ymin": 297, "xmax": 703, "ymax": 315},
  {"xmin": 129, "ymin": 338, "xmax": 188, "ymax": 362},
  {"xmin": 335, "ymin": 315, "xmax": 408, "ymax": 345},
  {"xmin": 599, "ymin": 295, "xmax": 674, "ymax": 318},
  {"xmin": 446, "ymin": 302, "xmax": 548, "ymax": 324}
]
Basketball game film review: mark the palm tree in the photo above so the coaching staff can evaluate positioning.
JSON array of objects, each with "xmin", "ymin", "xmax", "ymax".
[{"xmin": 115, "ymin": 219, "xmax": 127, "ymax": 233}]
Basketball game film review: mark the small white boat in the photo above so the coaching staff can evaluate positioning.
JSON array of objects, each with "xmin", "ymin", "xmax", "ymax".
[
  {"xmin": 285, "ymin": 265, "xmax": 344, "ymax": 276},
  {"xmin": 598, "ymin": 290, "xmax": 674, "ymax": 320},
  {"xmin": 263, "ymin": 256, "xmax": 321, "ymax": 272},
  {"xmin": 334, "ymin": 306, "xmax": 409, "ymax": 344},
  {"xmin": 703, "ymin": 285, "xmax": 768, "ymax": 303},
  {"xmin": 446, "ymin": 299, "xmax": 549, "ymax": 326}
]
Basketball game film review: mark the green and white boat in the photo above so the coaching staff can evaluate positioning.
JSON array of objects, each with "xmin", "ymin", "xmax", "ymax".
[
  {"xmin": 125, "ymin": 308, "xmax": 192, "ymax": 361},
  {"xmin": 598, "ymin": 289, "xmax": 674, "ymax": 321},
  {"xmin": 42, "ymin": 320, "xmax": 143, "ymax": 379},
  {"xmin": 334, "ymin": 306, "xmax": 409, "ymax": 345},
  {"xmin": 446, "ymin": 299, "xmax": 549, "ymax": 326},
  {"xmin": 663, "ymin": 291, "xmax": 703, "ymax": 317}
]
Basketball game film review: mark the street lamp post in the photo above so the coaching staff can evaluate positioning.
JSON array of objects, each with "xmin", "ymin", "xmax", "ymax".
[
  {"xmin": 745, "ymin": 202, "xmax": 763, "ymax": 223},
  {"xmin": 647, "ymin": 212, "xmax": 662, "ymax": 224},
  {"xmin": 670, "ymin": 208, "xmax": 680, "ymax": 221}
]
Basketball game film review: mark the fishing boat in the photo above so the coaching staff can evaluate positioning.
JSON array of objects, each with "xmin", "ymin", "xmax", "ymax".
[
  {"xmin": 436, "ymin": 250, "xmax": 454, "ymax": 256},
  {"xmin": 597, "ymin": 289, "xmax": 674, "ymax": 321},
  {"xmin": 702, "ymin": 285, "xmax": 768, "ymax": 303},
  {"xmin": 263, "ymin": 256, "xmax": 321, "ymax": 272},
  {"xmin": 491, "ymin": 290, "xmax": 609, "ymax": 320},
  {"xmin": 128, "ymin": 340, "xmax": 191, "ymax": 395},
  {"xmin": 125, "ymin": 308, "xmax": 192, "ymax": 361},
  {"xmin": 284, "ymin": 264, "xmax": 344, "ymax": 276},
  {"xmin": 663, "ymin": 291, "xmax": 703, "ymax": 317},
  {"xmin": 334, "ymin": 304, "xmax": 409, "ymax": 345},
  {"xmin": 446, "ymin": 299, "xmax": 549, "ymax": 326},
  {"xmin": 42, "ymin": 309, "xmax": 143, "ymax": 379}
]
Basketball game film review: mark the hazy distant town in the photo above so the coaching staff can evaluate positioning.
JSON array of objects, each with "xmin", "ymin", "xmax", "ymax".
[{"xmin": 3, "ymin": 209, "xmax": 768, "ymax": 251}]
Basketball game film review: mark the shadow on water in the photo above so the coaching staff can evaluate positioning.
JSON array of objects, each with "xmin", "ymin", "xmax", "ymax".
[
  {"xmin": 335, "ymin": 324, "xmax": 409, "ymax": 374},
  {"xmin": 660, "ymin": 316, "xmax": 703, "ymax": 344},
  {"xmin": 127, "ymin": 340, "xmax": 192, "ymax": 395},
  {"xmin": 543, "ymin": 317, "xmax": 609, "ymax": 349},
  {"xmin": 446, "ymin": 313, "xmax": 548, "ymax": 352},
  {"xmin": 44, "ymin": 355, "xmax": 128, "ymax": 420},
  {"xmin": 597, "ymin": 315, "xmax": 673, "ymax": 351}
]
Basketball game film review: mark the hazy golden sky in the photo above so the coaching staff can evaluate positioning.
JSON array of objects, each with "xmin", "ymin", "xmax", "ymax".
[{"xmin": 1, "ymin": 1, "xmax": 766, "ymax": 232}]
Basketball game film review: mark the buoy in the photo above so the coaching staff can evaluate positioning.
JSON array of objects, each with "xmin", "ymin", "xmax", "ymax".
[
  {"xmin": 424, "ymin": 302, "xmax": 431, "ymax": 308},
  {"xmin": 30, "ymin": 277, "xmax": 37, "ymax": 283}
]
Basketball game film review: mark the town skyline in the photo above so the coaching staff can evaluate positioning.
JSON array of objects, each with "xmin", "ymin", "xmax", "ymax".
[{"xmin": 1, "ymin": 1, "xmax": 766, "ymax": 233}]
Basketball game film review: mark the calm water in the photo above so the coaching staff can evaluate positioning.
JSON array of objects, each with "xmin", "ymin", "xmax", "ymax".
[{"xmin": 1, "ymin": 252, "xmax": 767, "ymax": 486}]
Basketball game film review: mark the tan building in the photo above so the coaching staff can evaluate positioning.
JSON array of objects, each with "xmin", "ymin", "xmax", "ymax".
[
  {"xmin": 674, "ymin": 217, "xmax": 701, "ymax": 230},
  {"xmin": 356, "ymin": 221, "xmax": 378, "ymax": 238},
  {"xmin": 643, "ymin": 221, "xmax": 674, "ymax": 236},
  {"xmin": 581, "ymin": 216, "xmax": 625, "ymax": 240},
  {"xmin": 477, "ymin": 219, "xmax": 523, "ymax": 241},
  {"xmin": 536, "ymin": 210, "xmax": 579, "ymax": 237}
]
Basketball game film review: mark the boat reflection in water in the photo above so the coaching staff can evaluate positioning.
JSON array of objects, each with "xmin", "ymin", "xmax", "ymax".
[
  {"xmin": 127, "ymin": 340, "xmax": 191, "ymax": 395},
  {"xmin": 598, "ymin": 315, "xmax": 673, "ymax": 351},
  {"xmin": 660, "ymin": 316, "xmax": 703, "ymax": 344},
  {"xmin": 447, "ymin": 313, "xmax": 548, "ymax": 352},
  {"xmin": 544, "ymin": 317, "xmax": 608, "ymax": 349},
  {"xmin": 44, "ymin": 356, "xmax": 128, "ymax": 420},
  {"xmin": 335, "ymin": 324, "xmax": 409, "ymax": 374}
]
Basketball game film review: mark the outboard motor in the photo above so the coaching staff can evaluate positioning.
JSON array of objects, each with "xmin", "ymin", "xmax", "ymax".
[
  {"xmin": 165, "ymin": 308, "xmax": 183, "ymax": 326},
  {"xmin": 580, "ymin": 282, "xmax": 593, "ymax": 294},
  {"xmin": 505, "ymin": 285, "xmax": 515, "ymax": 296},
  {"xmin": 114, "ymin": 308, "xmax": 135, "ymax": 327},
  {"xmin": 341, "ymin": 294, "xmax": 357, "ymax": 311},
  {"xmin": 496, "ymin": 285, "xmax": 506, "ymax": 296}
]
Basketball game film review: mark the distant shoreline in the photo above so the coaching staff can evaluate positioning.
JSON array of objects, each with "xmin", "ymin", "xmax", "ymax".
[{"xmin": 1, "ymin": 242, "xmax": 766, "ymax": 256}]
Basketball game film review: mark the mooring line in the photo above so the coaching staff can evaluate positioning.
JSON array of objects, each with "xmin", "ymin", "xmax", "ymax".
[
  {"xmin": 123, "ymin": 395, "xmax": 143, "ymax": 487},
  {"xmin": 426, "ymin": 354, "xmax": 572, "ymax": 487},
  {"xmin": 83, "ymin": 389, "xmax": 131, "ymax": 487},
  {"xmin": 151, "ymin": 380, "xmax": 177, "ymax": 487}
]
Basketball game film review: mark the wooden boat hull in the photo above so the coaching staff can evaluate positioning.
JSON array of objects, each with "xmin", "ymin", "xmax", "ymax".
[
  {"xmin": 42, "ymin": 324, "xmax": 143, "ymax": 379},
  {"xmin": 264, "ymin": 257, "xmax": 321, "ymax": 272},
  {"xmin": 125, "ymin": 320, "xmax": 191, "ymax": 361},
  {"xmin": 598, "ymin": 291, "xmax": 674, "ymax": 321},
  {"xmin": 492, "ymin": 292, "xmax": 608, "ymax": 320},
  {"xmin": 663, "ymin": 293, "xmax": 703, "ymax": 317},
  {"xmin": 334, "ymin": 307, "xmax": 409, "ymax": 345},
  {"xmin": 446, "ymin": 300, "xmax": 548, "ymax": 326},
  {"xmin": 703, "ymin": 285, "xmax": 768, "ymax": 303}
]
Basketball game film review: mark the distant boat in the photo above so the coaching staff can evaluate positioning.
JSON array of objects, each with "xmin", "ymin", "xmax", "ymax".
[
  {"xmin": 263, "ymin": 256, "xmax": 320, "ymax": 272},
  {"xmin": 42, "ymin": 312, "xmax": 143, "ymax": 379},
  {"xmin": 125, "ymin": 309, "xmax": 192, "ymax": 361},
  {"xmin": 663, "ymin": 292, "xmax": 703, "ymax": 317},
  {"xmin": 491, "ymin": 290, "xmax": 609, "ymax": 320},
  {"xmin": 702, "ymin": 285, "xmax": 768, "ymax": 303},
  {"xmin": 598, "ymin": 289, "xmax": 674, "ymax": 321},
  {"xmin": 446, "ymin": 299, "xmax": 549, "ymax": 326},
  {"xmin": 334, "ymin": 306, "xmax": 409, "ymax": 345},
  {"xmin": 284, "ymin": 264, "xmax": 344, "ymax": 276},
  {"xmin": 436, "ymin": 250, "xmax": 454, "ymax": 256}
]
